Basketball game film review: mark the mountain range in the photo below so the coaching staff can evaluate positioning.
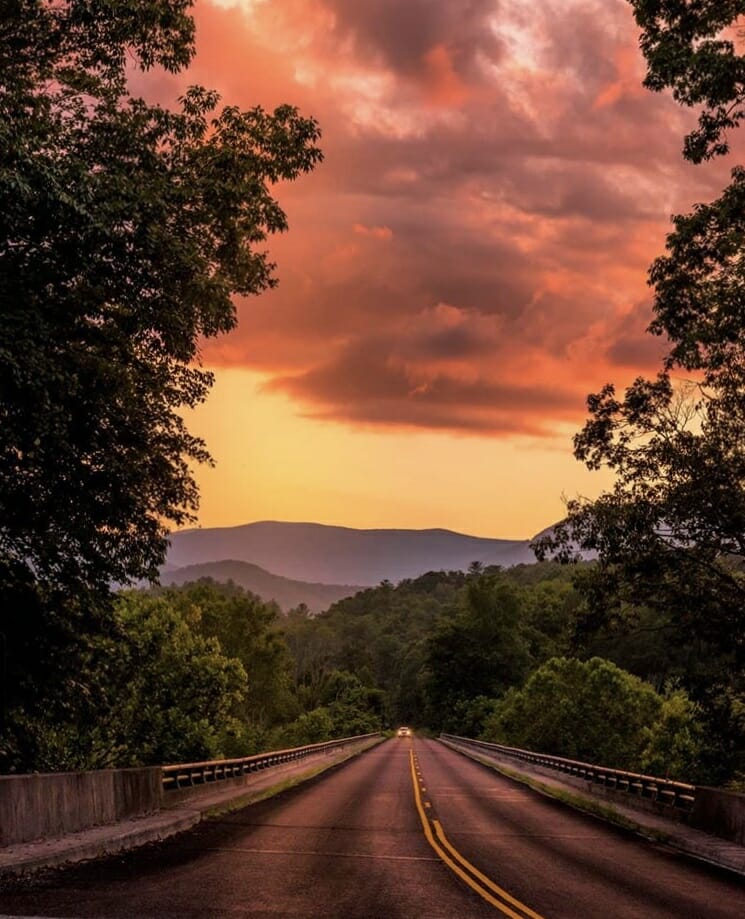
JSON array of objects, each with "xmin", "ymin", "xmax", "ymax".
[
  {"xmin": 159, "ymin": 559, "xmax": 361, "ymax": 614},
  {"xmin": 165, "ymin": 520, "xmax": 541, "ymax": 592}
]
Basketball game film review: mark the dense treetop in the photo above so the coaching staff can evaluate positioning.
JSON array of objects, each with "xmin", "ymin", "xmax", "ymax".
[
  {"xmin": 630, "ymin": 0, "xmax": 745, "ymax": 162},
  {"xmin": 0, "ymin": 1, "xmax": 322, "ymax": 599},
  {"xmin": 0, "ymin": 0, "xmax": 321, "ymax": 764},
  {"xmin": 536, "ymin": 0, "xmax": 745, "ymax": 782}
]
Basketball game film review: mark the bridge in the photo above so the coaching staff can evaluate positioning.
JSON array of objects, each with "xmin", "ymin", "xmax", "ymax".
[{"xmin": 1, "ymin": 734, "xmax": 744, "ymax": 917}]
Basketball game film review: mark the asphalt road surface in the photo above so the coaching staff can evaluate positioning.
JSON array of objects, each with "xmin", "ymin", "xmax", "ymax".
[{"xmin": 1, "ymin": 737, "xmax": 743, "ymax": 918}]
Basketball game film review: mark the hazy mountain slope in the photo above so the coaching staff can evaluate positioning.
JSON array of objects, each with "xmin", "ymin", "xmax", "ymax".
[
  {"xmin": 159, "ymin": 560, "xmax": 361, "ymax": 614},
  {"xmin": 166, "ymin": 521, "xmax": 538, "ymax": 586}
]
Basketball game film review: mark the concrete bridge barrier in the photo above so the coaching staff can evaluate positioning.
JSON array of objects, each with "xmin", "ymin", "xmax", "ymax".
[
  {"xmin": 0, "ymin": 767, "xmax": 161, "ymax": 847},
  {"xmin": 0, "ymin": 733, "xmax": 382, "ymax": 849},
  {"xmin": 441, "ymin": 733, "xmax": 745, "ymax": 850},
  {"xmin": 690, "ymin": 786, "xmax": 745, "ymax": 846}
]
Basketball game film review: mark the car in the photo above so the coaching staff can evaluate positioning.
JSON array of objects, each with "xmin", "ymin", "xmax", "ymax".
[{"xmin": 397, "ymin": 726, "xmax": 411, "ymax": 737}]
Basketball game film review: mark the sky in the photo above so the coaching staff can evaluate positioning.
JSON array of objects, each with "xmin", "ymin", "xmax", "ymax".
[{"xmin": 140, "ymin": 0, "xmax": 733, "ymax": 538}]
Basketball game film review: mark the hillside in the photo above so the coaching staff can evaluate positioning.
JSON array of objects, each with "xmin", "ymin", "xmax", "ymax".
[
  {"xmin": 166, "ymin": 520, "xmax": 539, "ymax": 586},
  {"xmin": 159, "ymin": 560, "xmax": 361, "ymax": 614}
]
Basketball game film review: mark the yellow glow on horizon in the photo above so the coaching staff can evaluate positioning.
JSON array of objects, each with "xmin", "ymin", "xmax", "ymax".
[{"xmin": 185, "ymin": 367, "xmax": 614, "ymax": 540}]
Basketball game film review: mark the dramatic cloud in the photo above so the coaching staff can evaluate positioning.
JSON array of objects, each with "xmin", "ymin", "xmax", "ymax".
[{"xmin": 139, "ymin": 0, "xmax": 734, "ymax": 436}]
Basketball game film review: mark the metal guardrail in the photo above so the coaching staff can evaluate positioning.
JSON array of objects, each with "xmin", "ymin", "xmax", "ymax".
[
  {"xmin": 162, "ymin": 733, "xmax": 382, "ymax": 791},
  {"xmin": 440, "ymin": 733, "xmax": 697, "ymax": 812}
]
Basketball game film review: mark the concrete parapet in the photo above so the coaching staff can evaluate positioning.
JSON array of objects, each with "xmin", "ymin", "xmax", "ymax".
[
  {"xmin": 0, "ymin": 735, "xmax": 383, "ymax": 856},
  {"xmin": 0, "ymin": 736, "xmax": 384, "ymax": 875},
  {"xmin": 441, "ymin": 737, "xmax": 745, "ymax": 875},
  {"xmin": 0, "ymin": 768, "xmax": 161, "ymax": 847},
  {"xmin": 691, "ymin": 786, "xmax": 745, "ymax": 846}
]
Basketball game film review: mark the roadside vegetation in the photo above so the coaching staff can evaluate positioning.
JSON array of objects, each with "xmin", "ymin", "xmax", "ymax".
[
  {"xmin": 1, "ymin": 2, "xmax": 744, "ymax": 788},
  {"xmin": 4, "ymin": 565, "xmax": 729, "ymax": 788}
]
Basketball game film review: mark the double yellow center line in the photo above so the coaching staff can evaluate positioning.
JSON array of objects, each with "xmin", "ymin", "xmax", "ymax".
[{"xmin": 409, "ymin": 749, "xmax": 545, "ymax": 919}]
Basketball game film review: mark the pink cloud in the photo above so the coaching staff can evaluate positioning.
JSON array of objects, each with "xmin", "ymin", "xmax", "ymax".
[
  {"xmin": 353, "ymin": 223, "xmax": 393, "ymax": 240},
  {"xmin": 422, "ymin": 44, "xmax": 471, "ymax": 108},
  {"xmin": 137, "ymin": 0, "xmax": 737, "ymax": 437}
]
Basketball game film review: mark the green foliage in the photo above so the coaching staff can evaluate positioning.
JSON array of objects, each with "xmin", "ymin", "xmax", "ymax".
[
  {"xmin": 520, "ymin": 576, "xmax": 579, "ymax": 665},
  {"xmin": 283, "ymin": 570, "xmax": 468, "ymax": 726},
  {"xmin": 163, "ymin": 579, "xmax": 298, "ymax": 734},
  {"xmin": 0, "ymin": 1, "xmax": 321, "ymax": 597},
  {"xmin": 102, "ymin": 593, "xmax": 247, "ymax": 765},
  {"xmin": 482, "ymin": 657, "xmax": 664, "ymax": 771},
  {"xmin": 630, "ymin": 1, "xmax": 745, "ymax": 162},
  {"xmin": 2, "ymin": 591, "xmax": 247, "ymax": 771},
  {"xmin": 321, "ymin": 670, "xmax": 384, "ymax": 736},
  {"xmin": 447, "ymin": 696, "xmax": 500, "ymax": 739},
  {"xmin": 0, "ymin": 0, "xmax": 320, "ymax": 770},
  {"xmin": 648, "ymin": 167, "xmax": 745, "ymax": 377},
  {"xmin": 573, "ymin": 600, "xmax": 692, "ymax": 693},
  {"xmin": 425, "ymin": 575, "xmax": 531, "ymax": 731},
  {"xmin": 640, "ymin": 689, "xmax": 705, "ymax": 781},
  {"xmin": 283, "ymin": 605, "xmax": 338, "ymax": 710},
  {"xmin": 2, "ymin": 554, "xmax": 722, "ymax": 782},
  {"xmin": 269, "ymin": 669, "xmax": 381, "ymax": 747},
  {"xmin": 534, "ymin": 1, "xmax": 745, "ymax": 782},
  {"xmin": 280, "ymin": 565, "xmax": 584, "ymax": 739},
  {"xmin": 273, "ymin": 708, "xmax": 335, "ymax": 748}
]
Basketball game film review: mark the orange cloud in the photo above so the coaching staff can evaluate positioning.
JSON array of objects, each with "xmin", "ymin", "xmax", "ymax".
[
  {"xmin": 140, "ymin": 0, "xmax": 735, "ymax": 440},
  {"xmin": 593, "ymin": 44, "xmax": 646, "ymax": 110},
  {"xmin": 353, "ymin": 223, "xmax": 393, "ymax": 240},
  {"xmin": 422, "ymin": 44, "xmax": 470, "ymax": 107}
]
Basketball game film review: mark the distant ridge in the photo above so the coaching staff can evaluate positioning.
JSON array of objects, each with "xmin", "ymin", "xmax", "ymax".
[
  {"xmin": 159, "ymin": 559, "xmax": 361, "ymax": 614},
  {"xmin": 166, "ymin": 520, "xmax": 539, "ymax": 587}
]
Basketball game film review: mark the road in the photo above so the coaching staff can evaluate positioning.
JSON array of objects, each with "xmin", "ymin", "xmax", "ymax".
[{"xmin": 0, "ymin": 738, "xmax": 743, "ymax": 918}]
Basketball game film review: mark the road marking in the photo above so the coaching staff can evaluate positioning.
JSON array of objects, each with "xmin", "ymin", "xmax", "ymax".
[
  {"xmin": 409, "ymin": 750, "xmax": 546, "ymax": 919},
  {"xmin": 433, "ymin": 820, "xmax": 545, "ymax": 919}
]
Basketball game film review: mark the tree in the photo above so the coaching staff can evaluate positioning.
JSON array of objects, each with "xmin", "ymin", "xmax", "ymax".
[
  {"xmin": 0, "ymin": 2, "xmax": 320, "ymax": 765},
  {"xmin": 283, "ymin": 609, "xmax": 338, "ymax": 710},
  {"xmin": 629, "ymin": 1, "xmax": 745, "ymax": 163},
  {"xmin": 165, "ymin": 579, "xmax": 299, "ymax": 751},
  {"xmin": 0, "ymin": 2, "xmax": 322, "ymax": 598},
  {"xmin": 283, "ymin": 569, "xmax": 467, "ymax": 725},
  {"xmin": 520, "ymin": 576, "xmax": 578, "ymax": 665},
  {"xmin": 535, "ymin": 1, "xmax": 745, "ymax": 780},
  {"xmin": 482, "ymin": 657, "xmax": 664, "ymax": 771},
  {"xmin": 640, "ymin": 689, "xmax": 705, "ymax": 781},
  {"xmin": 320, "ymin": 670, "xmax": 384, "ymax": 736},
  {"xmin": 273, "ymin": 707, "xmax": 335, "ymax": 748},
  {"xmin": 3, "ymin": 590, "xmax": 247, "ymax": 771},
  {"xmin": 425, "ymin": 574, "xmax": 531, "ymax": 731},
  {"xmin": 102, "ymin": 592, "xmax": 247, "ymax": 766}
]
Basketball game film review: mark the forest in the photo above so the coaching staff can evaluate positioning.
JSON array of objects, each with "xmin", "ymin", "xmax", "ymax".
[
  {"xmin": 2, "ymin": 2, "xmax": 745, "ymax": 791},
  {"xmin": 3, "ymin": 561, "xmax": 737, "ymax": 790}
]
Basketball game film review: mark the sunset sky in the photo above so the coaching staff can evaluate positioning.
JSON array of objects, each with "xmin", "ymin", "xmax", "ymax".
[{"xmin": 139, "ymin": 0, "xmax": 734, "ymax": 538}]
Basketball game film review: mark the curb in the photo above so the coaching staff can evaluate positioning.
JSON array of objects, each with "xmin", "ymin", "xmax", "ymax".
[{"xmin": 0, "ymin": 812, "xmax": 201, "ymax": 879}]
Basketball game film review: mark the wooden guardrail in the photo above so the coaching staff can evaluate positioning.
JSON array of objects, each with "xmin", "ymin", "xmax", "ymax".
[
  {"xmin": 440, "ymin": 733, "xmax": 697, "ymax": 812},
  {"xmin": 162, "ymin": 733, "xmax": 382, "ymax": 792}
]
